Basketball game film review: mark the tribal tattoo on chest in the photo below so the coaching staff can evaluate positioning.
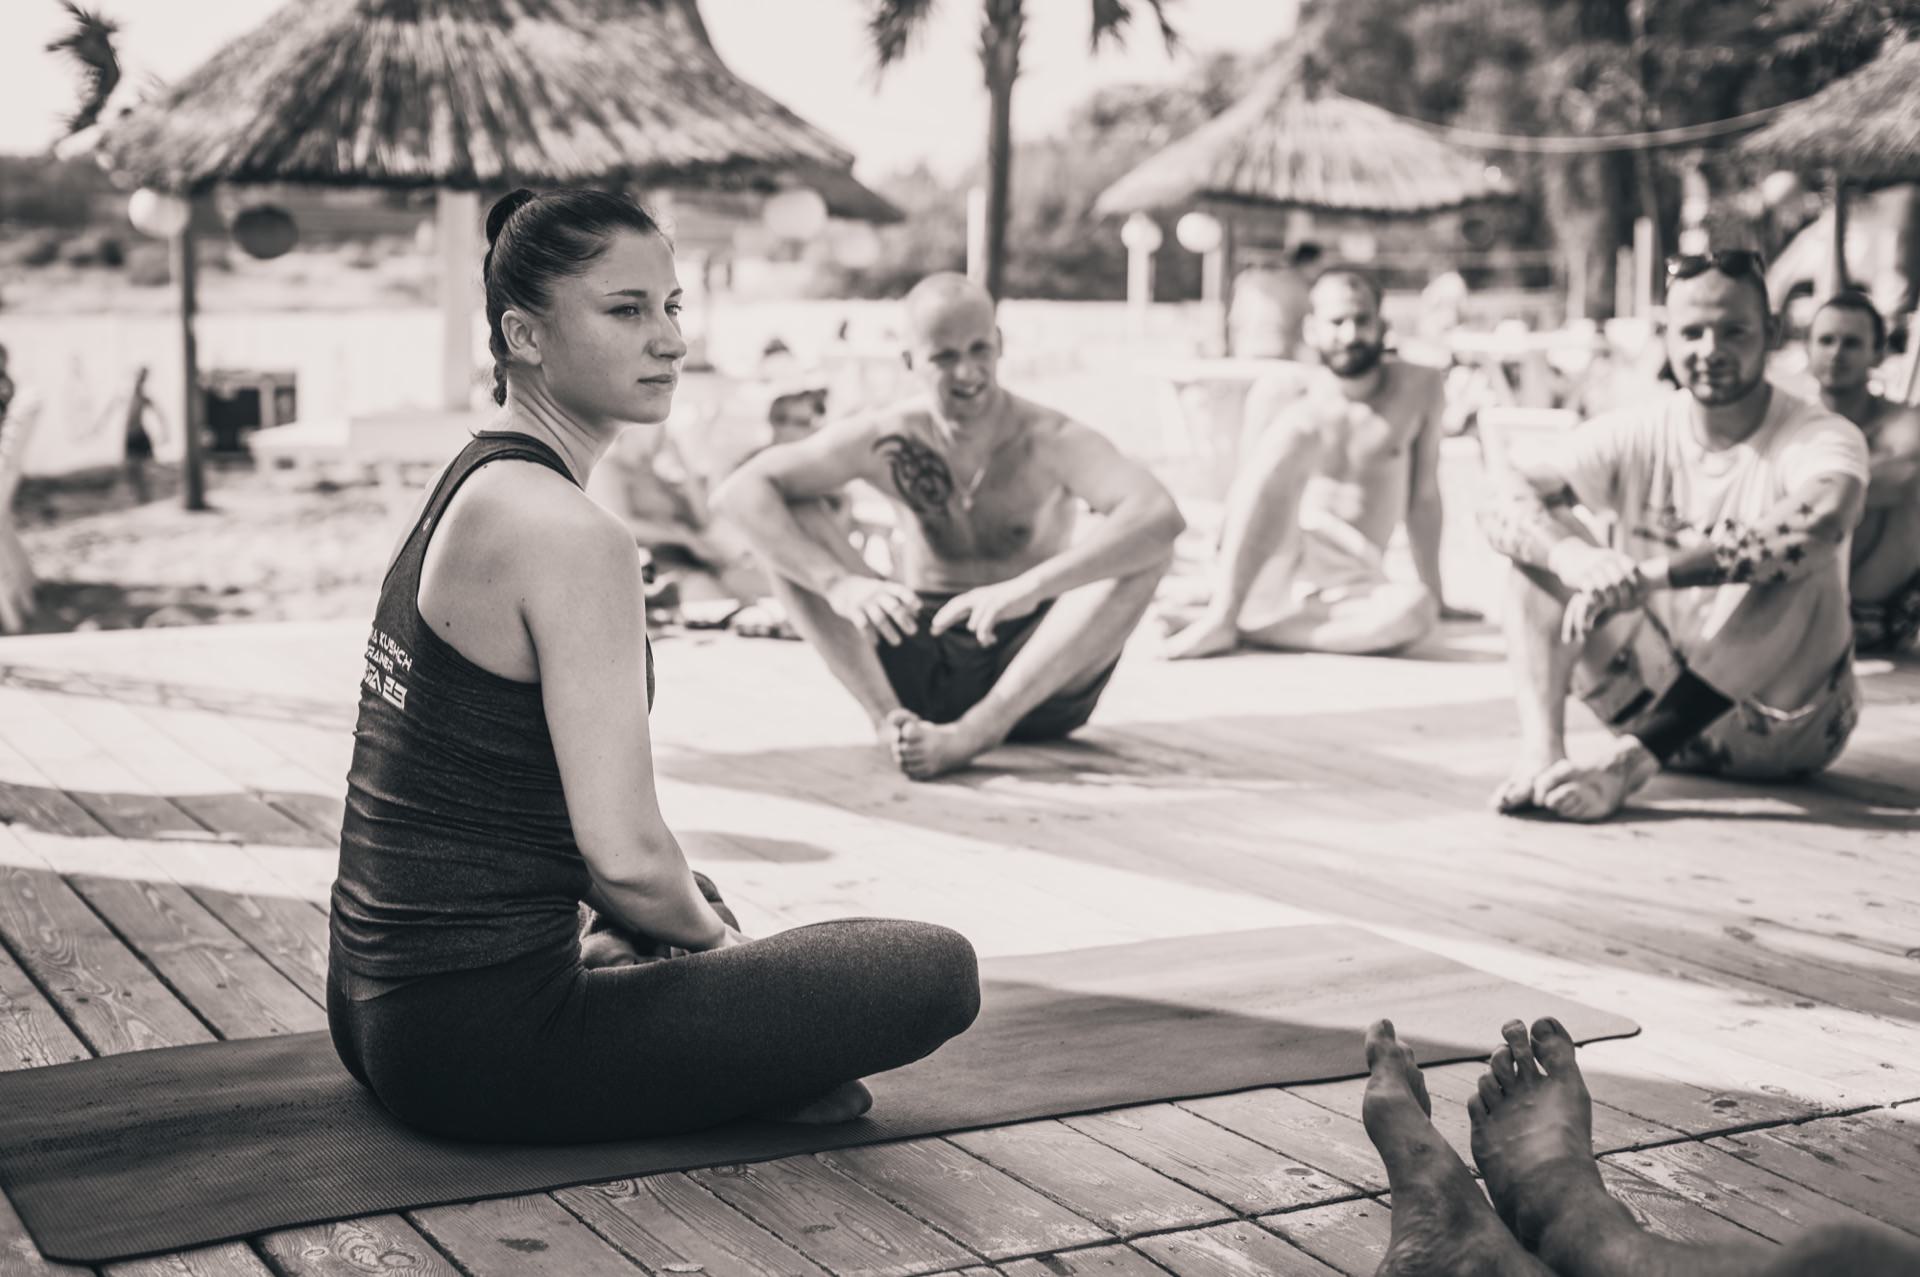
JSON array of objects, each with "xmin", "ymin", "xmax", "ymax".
[{"xmin": 874, "ymin": 433, "xmax": 957, "ymax": 516}]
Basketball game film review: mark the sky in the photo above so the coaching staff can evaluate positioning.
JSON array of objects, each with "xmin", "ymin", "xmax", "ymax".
[{"xmin": 2, "ymin": 0, "xmax": 1299, "ymax": 180}]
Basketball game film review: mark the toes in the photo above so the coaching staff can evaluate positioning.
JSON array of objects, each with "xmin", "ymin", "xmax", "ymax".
[
  {"xmin": 1477, "ymin": 1071, "xmax": 1503, "ymax": 1110},
  {"xmin": 1467, "ymin": 1093, "xmax": 1488, "ymax": 1126},
  {"xmin": 1530, "ymin": 1016, "xmax": 1581, "ymax": 1077},
  {"xmin": 1501, "ymin": 1019, "xmax": 1540, "ymax": 1082},
  {"xmin": 1365, "ymin": 1019, "xmax": 1399, "ymax": 1071},
  {"xmin": 1491, "ymin": 779, "xmax": 1537, "ymax": 814},
  {"xmin": 1489, "ymin": 1044, "xmax": 1519, "ymax": 1091},
  {"xmin": 1544, "ymin": 781, "xmax": 1601, "ymax": 822}
]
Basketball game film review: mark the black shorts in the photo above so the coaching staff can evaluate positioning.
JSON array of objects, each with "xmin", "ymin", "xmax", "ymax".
[{"xmin": 875, "ymin": 591, "xmax": 1119, "ymax": 742}]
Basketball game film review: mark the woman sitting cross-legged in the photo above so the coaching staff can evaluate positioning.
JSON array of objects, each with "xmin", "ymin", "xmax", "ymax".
[{"xmin": 326, "ymin": 187, "xmax": 980, "ymax": 1143}]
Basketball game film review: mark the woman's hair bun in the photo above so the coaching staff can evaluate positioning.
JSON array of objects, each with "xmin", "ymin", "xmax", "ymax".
[{"xmin": 486, "ymin": 189, "xmax": 538, "ymax": 246}]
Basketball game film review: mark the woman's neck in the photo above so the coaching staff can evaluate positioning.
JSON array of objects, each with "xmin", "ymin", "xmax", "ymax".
[{"xmin": 496, "ymin": 385, "xmax": 615, "ymax": 486}]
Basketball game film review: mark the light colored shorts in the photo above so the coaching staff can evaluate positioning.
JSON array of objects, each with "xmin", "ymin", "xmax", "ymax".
[{"xmin": 1572, "ymin": 609, "xmax": 1858, "ymax": 780}]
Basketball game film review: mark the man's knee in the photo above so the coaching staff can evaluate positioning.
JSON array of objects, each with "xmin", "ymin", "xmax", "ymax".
[{"xmin": 891, "ymin": 922, "xmax": 981, "ymax": 1044}]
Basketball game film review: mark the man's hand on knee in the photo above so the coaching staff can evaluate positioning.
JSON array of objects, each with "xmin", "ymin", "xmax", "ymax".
[{"xmin": 825, "ymin": 575, "xmax": 922, "ymax": 646}]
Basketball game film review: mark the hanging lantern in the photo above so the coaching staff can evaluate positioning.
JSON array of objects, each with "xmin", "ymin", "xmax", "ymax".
[
  {"xmin": 232, "ymin": 205, "xmax": 298, "ymax": 259},
  {"xmin": 1120, "ymin": 212, "xmax": 1163, "ymax": 253},
  {"xmin": 1175, "ymin": 211, "xmax": 1224, "ymax": 255},
  {"xmin": 762, "ymin": 187, "xmax": 828, "ymax": 242},
  {"xmin": 128, "ymin": 188, "xmax": 192, "ymax": 239}
]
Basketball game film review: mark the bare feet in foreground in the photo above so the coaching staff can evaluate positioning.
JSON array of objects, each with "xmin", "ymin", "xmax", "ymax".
[
  {"xmin": 1468, "ymin": 1017, "xmax": 1606, "ymax": 1251},
  {"xmin": 1490, "ymin": 752, "xmax": 1567, "ymax": 815},
  {"xmin": 760, "ymin": 1077, "xmax": 874, "ymax": 1124},
  {"xmin": 881, "ymin": 708, "xmax": 989, "ymax": 780},
  {"xmin": 1163, "ymin": 608, "xmax": 1240, "ymax": 660},
  {"xmin": 1361, "ymin": 1020, "xmax": 1551, "ymax": 1276}
]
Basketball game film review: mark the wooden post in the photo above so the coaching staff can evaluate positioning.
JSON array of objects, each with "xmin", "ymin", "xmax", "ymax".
[
  {"xmin": 438, "ymin": 189, "xmax": 481, "ymax": 411},
  {"xmin": 1566, "ymin": 242, "xmax": 1588, "ymax": 322},
  {"xmin": 1829, "ymin": 176, "xmax": 1850, "ymax": 295},
  {"xmin": 171, "ymin": 220, "xmax": 207, "ymax": 512},
  {"xmin": 965, "ymin": 186, "xmax": 989, "ymax": 292},
  {"xmin": 1633, "ymin": 217, "xmax": 1656, "ymax": 316}
]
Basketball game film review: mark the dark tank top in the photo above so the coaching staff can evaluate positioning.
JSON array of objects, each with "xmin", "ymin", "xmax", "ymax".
[{"xmin": 330, "ymin": 431, "xmax": 653, "ymax": 987}]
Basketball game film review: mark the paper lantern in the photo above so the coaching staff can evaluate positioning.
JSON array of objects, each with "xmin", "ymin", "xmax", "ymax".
[
  {"xmin": 1120, "ymin": 212, "xmax": 1163, "ymax": 253},
  {"xmin": 232, "ymin": 205, "xmax": 298, "ymax": 259},
  {"xmin": 128, "ymin": 188, "xmax": 191, "ymax": 239},
  {"xmin": 1175, "ymin": 211, "xmax": 1224, "ymax": 255},
  {"xmin": 763, "ymin": 187, "xmax": 828, "ymax": 241}
]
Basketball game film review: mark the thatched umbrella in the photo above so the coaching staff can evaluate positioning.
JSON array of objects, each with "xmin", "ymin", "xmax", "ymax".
[
  {"xmin": 94, "ymin": 0, "xmax": 898, "ymax": 505},
  {"xmin": 1095, "ymin": 63, "xmax": 1512, "ymax": 219}
]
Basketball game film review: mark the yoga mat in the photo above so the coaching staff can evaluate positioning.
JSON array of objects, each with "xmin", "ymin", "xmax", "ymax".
[{"xmin": 0, "ymin": 924, "xmax": 1637, "ymax": 1263}]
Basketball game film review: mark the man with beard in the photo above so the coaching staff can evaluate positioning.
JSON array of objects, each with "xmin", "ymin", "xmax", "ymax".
[
  {"xmin": 1166, "ymin": 267, "xmax": 1475, "ymax": 660},
  {"xmin": 1481, "ymin": 252, "xmax": 1868, "ymax": 823},
  {"xmin": 714, "ymin": 273, "xmax": 1184, "ymax": 780},
  {"xmin": 1803, "ymin": 291, "xmax": 1920, "ymax": 655}
]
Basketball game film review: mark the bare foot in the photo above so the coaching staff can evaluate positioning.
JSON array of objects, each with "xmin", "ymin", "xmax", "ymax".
[
  {"xmin": 1490, "ymin": 752, "xmax": 1565, "ymax": 815},
  {"xmin": 1468, "ymin": 1018, "xmax": 1607, "ymax": 1249},
  {"xmin": 1164, "ymin": 608, "xmax": 1240, "ymax": 661},
  {"xmin": 1534, "ymin": 738, "xmax": 1658, "ymax": 823},
  {"xmin": 761, "ymin": 1078, "xmax": 873, "ymax": 1124},
  {"xmin": 1362, "ymin": 1021, "xmax": 1551, "ymax": 1277},
  {"xmin": 890, "ymin": 711, "xmax": 990, "ymax": 780}
]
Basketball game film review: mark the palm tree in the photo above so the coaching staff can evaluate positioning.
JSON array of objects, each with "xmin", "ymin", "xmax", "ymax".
[
  {"xmin": 868, "ymin": 0, "xmax": 1177, "ymax": 300},
  {"xmin": 46, "ymin": 2, "xmax": 122, "ymax": 136}
]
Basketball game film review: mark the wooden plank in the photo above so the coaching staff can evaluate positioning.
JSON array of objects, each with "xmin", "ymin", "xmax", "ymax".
[
  {"xmin": 1257, "ymin": 1199, "xmax": 1392, "ymax": 1277},
  {"xmin": 66, "ymin": 874, "xmax": 325, "ymax": 1038},
  {"xmin": 1595, "ymin": 1160, "xmax": 1770, "ymax": 1247},
  {"xmin": 1062, "ymin": 1103, "xmax": 1357, "ymax": 1214},
  {"xmin": 950, "ymin": 1122, "xmax": 1233, "ymax": 1237},
  {"xmin": 409, "ymin": 1194, "xmax": 644, "ymax": 1276},
  {"xmin": 0, "ymin": 864, "xmax": 213, "ymax": 1053},
  {"xmin": 998, "ymin": 1245, "xmax": 1168, "ymax": 1277},
  {"xmin": 0, "ymin": 1191, "xmax": 91, "ymax": 1277},
  {"xmin": 1710, "ymin": 1116, "xmax": 1920, "ymax": 1237},
  {"xmin": 103, "ymin": 1242, "xmax": 277, "ymax": 1277},
  {"xmin": 1608, "ymin": 1141, "xmax": 1894, "ymax": 1244},
  {"xmin": 258, "ymin": 1217, "xmax": 459, "ymax": 1277},
  {"xmin": 1177, "ymin": 1090, "xmax": 1385, "ymax": 1193},
  {"xmin": 170, "ymin": 793, "xmax": 330, "ymax": 848},
  {"xmin": 1132, "ymin": 1221, "xmax": 1341, "ymax": 1276},
  {"xmin": 821, "ymin": 1138, "xmax": 1111, "ymax": 1260},
  {"xmin": 690, "ymin": 1157, "xmax": 978, "ymax": 1277},
  {"xmin": 1415, "ymin": 1058, "xmax": 1683, "ymax": 1154},
  {"xmin": 185, "ymin": 888, "xmax": 329, "ymax": 1004},
  {"xmin": 553, "ymin": 1176, "xmax": 831, "ymax": 1277}
]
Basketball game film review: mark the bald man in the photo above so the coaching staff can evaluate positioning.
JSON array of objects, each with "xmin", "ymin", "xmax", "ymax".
[
  {"xmin": 1805, "ymin": 292, "xmax": 1920, "ymax": 654},
  {"xmin": 1482, "ymin": 254, "xmax": 1867, "ymax": 823},
  {"xmin": 714, "ymin": 273, "xmax": 1183, "ymax": 779},
  {"xmin": 1167, "ymin": 268, "xmax": 1476, "ymax": 660}
]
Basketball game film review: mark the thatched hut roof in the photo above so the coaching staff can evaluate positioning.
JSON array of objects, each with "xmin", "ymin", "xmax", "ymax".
[
  {"xmin": 1739, "ymin": 35, "xmax": 1920, "ymax": 180},
  {"xmin": 1095, "ymin": 61, "xmax": 1512, "ymax": 217},
  {"xmin": 97, "ymin": 0, "xmax": 900, "ymax": 221}
]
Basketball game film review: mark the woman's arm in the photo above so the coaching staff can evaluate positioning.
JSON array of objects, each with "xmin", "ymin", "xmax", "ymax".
[{"xmin": 518, "ymin": 501, "xmax": 733, "ymax": 950}]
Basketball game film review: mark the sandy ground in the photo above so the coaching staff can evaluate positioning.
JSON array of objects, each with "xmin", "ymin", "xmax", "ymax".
[{"xmin": 13, "ymin": 463, "xmax": 395, "ymax": 634}]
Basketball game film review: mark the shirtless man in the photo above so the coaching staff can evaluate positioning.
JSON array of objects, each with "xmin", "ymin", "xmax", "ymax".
[
  {"xmin": 1481, "ymin": 252, "xmax": 1868, "ymax": 823},
  {"xmin": 713, "ymin": 273, "xmax": 1183, "ymax": 779},
  {"xmin": 1357, "ymin": 1018, "xmax": 1919, "ymax": 1275},
  {"xmin": 1167, "ymin": 268, "xmax": 1476, "ymax": 660},
  {"xmin": 1805, "ymin": 291, "xmax": 1920, "ymax": 655}
]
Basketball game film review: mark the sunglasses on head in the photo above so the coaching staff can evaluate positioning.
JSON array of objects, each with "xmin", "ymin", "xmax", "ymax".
[{"xmin": 1666, "ymin": 250, "xmax": 1767, "ymax": 282}]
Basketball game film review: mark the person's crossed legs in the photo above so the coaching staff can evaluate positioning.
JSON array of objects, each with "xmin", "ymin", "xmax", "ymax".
[{"xmin": 769, "ymin": 500, "xmax": 1166, "ymax": 778}]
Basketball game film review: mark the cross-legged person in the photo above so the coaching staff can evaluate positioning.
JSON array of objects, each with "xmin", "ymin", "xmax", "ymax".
[
  {"xmin": 1805, "ymin": 291, "xmax": 1920, "ymax": 655},
  {"xmin": 1357, "ymin": 1018, "xmax": 1920, "ymax": 1276},
  {"xmin": 713, "ymin": 272, "xmax": 1184, "ymax": 780},
  {"xmin": 1481, "ymin": 251, "xmax": 1868, "ymax": 823},
  {"xmin": 327, "ymin": 189, "xmax": 979, "ymax": 1144},
  {"xmin": 1166, "ymin": 267, "xmax": 1477, "ymax": 661}
]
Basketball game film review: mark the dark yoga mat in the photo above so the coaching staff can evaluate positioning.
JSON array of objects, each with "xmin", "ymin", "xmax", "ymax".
[{"xmin": 0, "ymin": 923, "xmax": 1637, "ymax": 1263}]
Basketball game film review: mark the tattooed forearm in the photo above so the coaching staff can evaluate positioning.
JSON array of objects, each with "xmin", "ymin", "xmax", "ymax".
[
  {"xmin": 873, "ymin": 434, "xmax": 955, "ymax": 516},
  {"xmin": 1665, "ymin": 477, "xmax": 1861, "ymax": 588},
  {"xmin": 1479, "ymin": 479, "xmax": 1580, "ymax": 568}
]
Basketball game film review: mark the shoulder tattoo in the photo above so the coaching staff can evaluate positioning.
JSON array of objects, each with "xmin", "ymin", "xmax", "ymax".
[{"xmin": 873, "ymin": 433, "xmax": 955, "ymax": 516}]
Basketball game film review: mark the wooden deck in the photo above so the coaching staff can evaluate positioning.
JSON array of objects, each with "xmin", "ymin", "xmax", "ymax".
[{"xmin": 0, "ymin": 615, "xmax": 1915, "ymax": 1277}]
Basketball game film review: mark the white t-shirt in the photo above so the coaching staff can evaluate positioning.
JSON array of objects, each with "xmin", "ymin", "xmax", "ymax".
[{"xmin": 1559, "ymin": 386, "xmax": 1867, "ymax": 697}]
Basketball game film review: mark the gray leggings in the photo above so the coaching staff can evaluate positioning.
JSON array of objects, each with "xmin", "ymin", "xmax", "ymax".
[{"xmin": 326, "ymin": 918, "xmax": 979, "ymax": 1143}]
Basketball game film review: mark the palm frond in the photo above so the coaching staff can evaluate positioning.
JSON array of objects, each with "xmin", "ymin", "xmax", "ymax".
[
  {"xmin": 45, "ymin": 1, "xmax": 122, "ymax": 137},
  {"xmin": 870, "ymin": 0, "xmax": 941, "ymax": 70},
  {"xmin": 1088, "ymin": 0, "xmax": 1179, "ymax": 54}
]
